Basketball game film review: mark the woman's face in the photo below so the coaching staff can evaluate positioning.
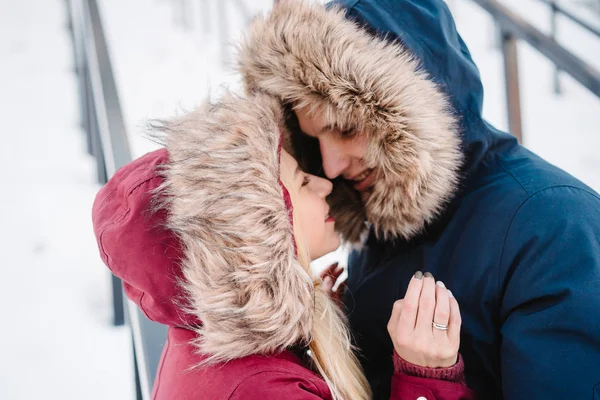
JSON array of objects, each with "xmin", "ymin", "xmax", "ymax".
[{"xmin": 280, "ymin": 150, "xmax": 340, "ymax": 260}]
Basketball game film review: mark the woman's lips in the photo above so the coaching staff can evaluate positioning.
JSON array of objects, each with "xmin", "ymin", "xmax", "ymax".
[
  {"xmin": 352, "ymin": 168, "xmax": 376, "ymax": 191},
  {"xmin": 325, "ymin": 215, "xmax": 335, "ymax": 223}
]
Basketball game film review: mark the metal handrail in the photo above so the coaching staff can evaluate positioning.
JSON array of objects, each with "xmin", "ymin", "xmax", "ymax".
[
  {"xmin": 68, "ymin": 0, "xmax": 127, "ymax": 328},
  {"xmin": 541, "ymin": 0, "xmax": 600, "ymax": 93},
  {"xmin": 67, "ymin": 1, "xmax": 167, "ymax": 399},
  {"xmin": 471, "ymin": 0, "xmax": 600, "ymax": 142},
  {"xmin": 540, "ymin": 0, "xmax": 600, "ymax": 38}
]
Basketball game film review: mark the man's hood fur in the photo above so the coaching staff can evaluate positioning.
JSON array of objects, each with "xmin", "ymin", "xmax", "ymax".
[
  {"xmin": 238, "ymin": 0, "xmax": 463, "ymax": 243},
  {"xmin": 153, "ymin": 93, "xmax": 314, "ymax": 363}
]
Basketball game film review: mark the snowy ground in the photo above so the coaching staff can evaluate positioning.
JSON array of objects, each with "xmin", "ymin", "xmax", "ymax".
[
  {"xmin": 1, "ymin": 0, "xmax": 598, "ymax": 399},
  {"xmin": 0, "ymin": 0, "xmax": 133, "ymax": 399}
]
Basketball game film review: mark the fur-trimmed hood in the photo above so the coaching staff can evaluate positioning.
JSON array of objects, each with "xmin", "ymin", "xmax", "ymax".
[
  {"xmin": 155, "ymin": 93, "xmax": 314, "ymax": 362},
  {"xmin": 238, "ymin": 0, "xmax": 465, "ymax": 243},
  {"xmin": 93, "ymin": 93, "xmax": 315, "ymax": 363}
]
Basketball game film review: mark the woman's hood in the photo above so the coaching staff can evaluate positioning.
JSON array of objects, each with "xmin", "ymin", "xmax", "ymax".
[
  {"xmin": 238, "ymin": 0, "xmax": 467, "ymax": 244},
  {"xmin": 93, "ymin": 93, "xmax": 314, "ymax": 363}
]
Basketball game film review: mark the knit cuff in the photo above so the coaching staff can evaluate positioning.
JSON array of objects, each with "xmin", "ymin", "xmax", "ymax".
[{"xmin": 393, "ymin": 351, "xmax": 466, "ymax": 385}]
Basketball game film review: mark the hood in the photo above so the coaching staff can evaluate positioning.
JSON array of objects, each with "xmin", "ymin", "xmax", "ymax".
[
  {"xmin": 238, "ymin": 0, "xmax": 511, "ymax": 244},
  {"xmin": 93, "ymin": 93, "xmax": 314, "ymax": 363}
]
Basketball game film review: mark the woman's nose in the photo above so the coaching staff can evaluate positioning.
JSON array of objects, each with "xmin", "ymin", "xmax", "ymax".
[
  {"xmin": 320, "ymin": 137, "xmax": 350, "ymax": 179},
  {"xmin": 315, "ymin": 176, "xmax": 333, "ymax": 197}
]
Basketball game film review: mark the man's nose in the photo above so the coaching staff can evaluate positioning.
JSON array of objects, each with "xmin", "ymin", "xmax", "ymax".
[{"xmin": 320, "ymin": 138, "xmax": 349, "ymax": 179}]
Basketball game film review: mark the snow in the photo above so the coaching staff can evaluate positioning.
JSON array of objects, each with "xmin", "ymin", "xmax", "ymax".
[
  {"xmin": 0, "ymin": 0, "xmax": 133, "ymax": 399},
  {"xmin": 1, "ymin": 0, "xmax": 597, "ymax": 399}
]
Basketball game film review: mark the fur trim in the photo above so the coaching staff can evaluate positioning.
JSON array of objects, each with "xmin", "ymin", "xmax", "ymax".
[
  {"xmin": 238, "ymin": 0, "xmax": 463, "ymax": 243},
  {"xmin": 152, "ymin": 93, "xmax": 314, "ymax": 363}
]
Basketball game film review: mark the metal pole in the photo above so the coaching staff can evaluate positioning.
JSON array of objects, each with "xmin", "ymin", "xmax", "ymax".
[
  {"xmin": 111, "ymin": 275, "xmax": 125, "ymax": 326},
  {"xmin": 172, "ymin": 0, "xmax": 190, "ymax": 30},
  {"xmin": 501, "ymin": 31, "xmax": 523, "ymax": 143},
  {"xmin": 201, "ymin": 0, "xmax": 211, "ymax": 35},
  {"xmin": 493, "ymin": 21, "xmax": 502, "ymax": 49},
  {"xmin": 133, "ymin": 333, "xmax": 143, "ymax": 400},
  {"xmin": 83, "ymin": 60, "xmax": 93, "ymax": 155},
  {"xmin": 217, "ymin": 0, "xmax": 229, "ymax": 66},
  {"xmin": 181, "ymin": 0, "xmax": 192, "ymax": 31},
  {"xmin": 550, "ymin": 1, "xmax": 561, "ymax": 94}
]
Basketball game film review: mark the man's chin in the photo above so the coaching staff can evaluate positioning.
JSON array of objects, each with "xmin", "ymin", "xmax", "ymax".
[{"xmin": 351, "ymin": 168, "xmax": 377, "ymax": 192}]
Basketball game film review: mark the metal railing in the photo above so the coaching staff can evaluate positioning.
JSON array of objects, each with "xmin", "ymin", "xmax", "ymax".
[
  {"xmin": 67, "ymin": 0, "xmax": 128, "ymax": 327},
  {"xmin": 169, "ymin": 0, "xmax": 251, "ymax": 65},
  {"xmin": 540, "ymin": 0, "xmax": 600, "ymax": 93},
  {"xmin": 472, "ymin": 0, "xmax": 600, "ymax": 142},
  {"xmin": 67, "ymin": 1, "xmax": 167, "ymax": 399}
]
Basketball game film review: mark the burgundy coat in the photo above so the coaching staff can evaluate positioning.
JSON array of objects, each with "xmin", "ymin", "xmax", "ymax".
[{"xmin": 93, "ymin": 149, "xmax": 476, "ymax": 400}]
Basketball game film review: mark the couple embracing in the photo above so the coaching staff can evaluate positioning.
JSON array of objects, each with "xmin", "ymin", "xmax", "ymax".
[{"xmin": 93, "ymin": 1, "xmax": 600, "ymax": 399}]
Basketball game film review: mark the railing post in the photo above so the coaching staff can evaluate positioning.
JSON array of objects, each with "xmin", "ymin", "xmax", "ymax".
[
  {"xmin": 82, "ymin": 62, "xmax": 93, "ymax": 155},
  {"xmin": 217, "ymin": 0, "xmax": 229, "ymax": 66},
  {"xmin": 550, "ymin": 1, "xmax": 562, "ymax": 94},
  {"xmin": 111, "ymin": 275, "xmax": 125, "ymax": 326},
  {"xmin": 133, "ymin": 332, "xmax": 143, "ymax": 400},
  {"xmin": 501, "ymin": 30, "xmax": 523, "ymax": 143},
  {"xmin": 201, "ymin": 0, "xmax": 211, "ymax": 35},
  {"xmin": 173, "ymin": 0, "xmax": 192, "ymax": 31}
]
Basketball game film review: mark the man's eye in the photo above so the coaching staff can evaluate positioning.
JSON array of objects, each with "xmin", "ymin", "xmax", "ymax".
[
  {"xmin": 302, "ymin": 175, "xmax": 311, "ymax": 187},
  {"xmin": 340, "ymin": 128, "xmax": 356, "ymax": 137}
]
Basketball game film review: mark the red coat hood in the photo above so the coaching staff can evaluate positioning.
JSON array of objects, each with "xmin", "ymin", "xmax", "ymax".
[
  {"xmin": 92, "ymin": 148, "xmax": 199, "ymax": 327},
  {"xmin": 92, "ymin": 92, "xmax": 315, "ymax": 363}
]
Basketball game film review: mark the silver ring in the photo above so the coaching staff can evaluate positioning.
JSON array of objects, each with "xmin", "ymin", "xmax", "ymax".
[{"xmin": 432, "ymin": 322, "xmax": 449, "ymax": 331}]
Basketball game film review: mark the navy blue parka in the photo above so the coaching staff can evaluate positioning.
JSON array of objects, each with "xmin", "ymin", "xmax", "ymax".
[{"xmin": 332, "ymin": 0, "xmax": 600, "ymax": 398}]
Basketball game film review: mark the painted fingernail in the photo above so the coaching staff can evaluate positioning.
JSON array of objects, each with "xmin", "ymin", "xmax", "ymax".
[
  {"xmin": 448, "ymin": 290, "xmax": 454, "ymax": 298},
  {"xmin": 436, "ymin": 281, "xmax": 445, "ymax": 288},
  {"xmin": 414, "ymin": 271, "xmax": 423, "ymax": 280},
  {"xmin": 424, "ymin": 272, "xmax": 433, "ymax": 279}
]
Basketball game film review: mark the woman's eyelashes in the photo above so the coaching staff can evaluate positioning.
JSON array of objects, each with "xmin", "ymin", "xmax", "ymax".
[{"xmin": 301, "ymin": 174, "xmax": 311, "ymax": 187}]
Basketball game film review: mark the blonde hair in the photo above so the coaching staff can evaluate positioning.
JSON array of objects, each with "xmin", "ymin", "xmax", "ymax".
[{"xmin": 282, "ymin": 164, "xmax": 372, "ymax": 400}]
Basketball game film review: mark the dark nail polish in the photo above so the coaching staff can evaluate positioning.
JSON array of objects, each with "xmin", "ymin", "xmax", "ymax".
[
  {"xmin": 414, "ymin": 271, "xmax": 423, "ymax": 280},
  {"xmin": 424, "ymin": 272, "xmax": 434, "ymax": 279}
]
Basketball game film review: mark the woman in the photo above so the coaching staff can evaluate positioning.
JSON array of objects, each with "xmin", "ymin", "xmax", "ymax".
[{"xmin": 92, "ymin": 93, "xmax": 475, "ymax": 399}]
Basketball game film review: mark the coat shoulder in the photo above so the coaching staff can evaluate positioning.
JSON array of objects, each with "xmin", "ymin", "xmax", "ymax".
[
  {"xmin": 229, "ymin": 368, "xmax": 330, "ymax": 399},
  {"xmin": 153, "ymin": 328, "xmax": 329, "ymax": 400},
  {"xmin": 461, "ymin": 145, "xmax": 600, "ymax": 231},
  {"xmin": 495, "ymin": 145, "xmax": 598, "ymax": 198}
]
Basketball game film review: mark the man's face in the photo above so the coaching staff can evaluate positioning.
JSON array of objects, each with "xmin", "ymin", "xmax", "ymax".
[{"xmin": 294, "ymin": 106, "xmax": 377, "ymax": 192}]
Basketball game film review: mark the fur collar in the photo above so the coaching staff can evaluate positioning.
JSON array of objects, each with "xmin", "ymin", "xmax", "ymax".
[
  {"xmin": 238, "ymin": 0, "xmax": 463, "ymax": 243},
  {"xmin": 154, "ymin": 93, "xmax": 314, "ymax": 363}
]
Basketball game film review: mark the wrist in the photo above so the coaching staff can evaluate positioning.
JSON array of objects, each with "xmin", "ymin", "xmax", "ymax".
[{"xmin": 393, "ymin": 351, "xmax": 466, "ymax": 384}]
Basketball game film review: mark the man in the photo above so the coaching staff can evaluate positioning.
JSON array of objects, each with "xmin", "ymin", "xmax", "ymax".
[{"xmin": 238, "ymin": 0, "xmax": 600, "ymax": 398}]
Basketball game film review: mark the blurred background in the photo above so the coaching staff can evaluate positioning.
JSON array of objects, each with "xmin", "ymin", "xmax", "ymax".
[{"xmin": 0, "ymin": 0, "xmax": 598, "ymax": 398}]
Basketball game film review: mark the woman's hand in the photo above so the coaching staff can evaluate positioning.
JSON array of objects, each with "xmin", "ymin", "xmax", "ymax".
[
  {"xmin": 320, "ymin": 263, "xmax": 346, "ymax": 306},
  {"xmin": 387, "ymin": 271, "xmax": 461, "ymax": 368}
]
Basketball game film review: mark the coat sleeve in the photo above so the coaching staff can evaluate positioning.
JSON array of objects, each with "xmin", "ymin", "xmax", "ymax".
[
  {"xmin": 390, "ymin": 375, "xmax": 477, "ymax": 400},
  {"xmin": 498, "ymin": 187, "xmax": 600, "ymax": 399},
  {"xmin": 390, "ymin": 353, "xmax": 477, "ymax": 400}
]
